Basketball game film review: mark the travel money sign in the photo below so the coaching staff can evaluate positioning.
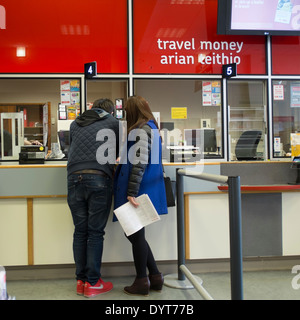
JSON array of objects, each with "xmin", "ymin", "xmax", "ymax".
[{"xmin": 133, "ymin": 0, "xmax": 266, "ymax": 75}]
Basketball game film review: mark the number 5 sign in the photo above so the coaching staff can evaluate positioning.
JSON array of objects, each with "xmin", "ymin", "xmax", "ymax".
[
  {"xmin": 222, "ymin": 63, "xmax": 237, "ymax": 79},
  {"xmin": 84, "ymin": 62, "xmax": 97, "ymax": 78}
]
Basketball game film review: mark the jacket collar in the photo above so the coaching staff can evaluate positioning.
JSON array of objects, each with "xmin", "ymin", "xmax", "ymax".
[{"xmin": 75, "ymin": 108, "xmax": 109, "ymax": 127}]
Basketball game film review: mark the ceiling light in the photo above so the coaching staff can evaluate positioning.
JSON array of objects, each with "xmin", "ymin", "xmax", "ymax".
[{"xmin": 16, "ymin": 47, "xmax": 26, "ymax": 57}]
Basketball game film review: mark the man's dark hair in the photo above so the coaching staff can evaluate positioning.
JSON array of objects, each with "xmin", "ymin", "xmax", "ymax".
[{"xmin": 92, "ymin": 98, "xmax": 114, "ymax": 114}]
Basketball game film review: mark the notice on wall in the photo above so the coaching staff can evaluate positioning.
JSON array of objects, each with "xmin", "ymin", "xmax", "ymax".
[
  {"xmin": 273, "ymin": 84, "xmax": 284, "ymax": 100},
  {"xmin": 71, "ymin": 92, "xmax": 80, "ymax": 105},
  {"xmin": 202, "ymin": 81, "xmax": 221, "ymax": 106},
  {"xmin": 60, "ymin": 80, "xmax": 80, "ymax": 119},
  {"xmin": 61, "ymin": 80, "xmax": 70, "ymax": 92},
  {"xmin": 70, "ymin": 80, "xmax": 80, "ymax": 92},
  {"xmin": 291, "ymin": 83, "xmax": 300, "ymax": 107},
  {"xmin": 171, "ymin": 107, "xmax": 187, "ymax": 119},
  {"xmin": 274, "ymin": 137, "xmax": 281, "ymax": 152},
  {"xmin": 60, "ymin": 92, "xmax": 70, "ymax": 105}
]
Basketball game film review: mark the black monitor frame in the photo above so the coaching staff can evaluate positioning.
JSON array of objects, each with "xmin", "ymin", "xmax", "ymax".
[
  {"xmin": 217, "ymin": 0, "xmax": 300, "ymax": 36},
  {"xmin": 184, "ymin": 128, "xmax": 217, "ymax": 153},
  {"xmin": 57, "ymin": 130, "xmax": 70, "ymax": 157}
]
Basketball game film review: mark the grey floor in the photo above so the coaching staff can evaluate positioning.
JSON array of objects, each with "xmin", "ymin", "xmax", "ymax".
[{"xmin": 5, "ymin": 270, "xmax": 300, "ymax": 300}]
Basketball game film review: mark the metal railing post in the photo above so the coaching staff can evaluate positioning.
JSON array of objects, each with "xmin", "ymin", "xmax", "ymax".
[
  {"xmin": 165, "ymin": 169, "xmax": 243, "ymax": 300},
  {"xmin": 228, "ymin": 176, "xmax": 243, "ymax": 300},
  {"xmin": 176, "ymin": 168, "xmax": 185, "ymax": 280}
]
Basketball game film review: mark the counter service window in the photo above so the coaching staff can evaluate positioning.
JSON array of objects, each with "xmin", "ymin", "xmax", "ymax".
[
  {"xmin": 228, "ymin": 80, "xmax": 267, "ymax": 161},
  {"xmin": 0, "ymin": 78, "xmax": 81, "ymax": 161},
  {"xmin": 272, "ymin": 80, "xmax": 300, "ymax": 158},
  {"xmin": 86, "ymin": 80, "xmax": 128, "ymax": 115},
  {"xmin": 54, "ymin": 79, "xmax": 128, "ymax": 160},
  {"xmin": 134, "ymin": 79, "xmax": 223, "ymax": 162}
]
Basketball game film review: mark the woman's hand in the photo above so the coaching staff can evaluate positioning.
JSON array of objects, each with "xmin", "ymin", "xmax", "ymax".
[{"xmin": 127, "ymin": 196, "xmax": 139, "ymax": 208}]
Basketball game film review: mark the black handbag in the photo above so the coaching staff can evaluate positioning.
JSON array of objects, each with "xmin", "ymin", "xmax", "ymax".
[{"xmin": 164, "ymin": 173, "xmax": 176, "ymax": 207}]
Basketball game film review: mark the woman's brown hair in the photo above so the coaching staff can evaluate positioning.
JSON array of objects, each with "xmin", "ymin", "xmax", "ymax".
[{"xmin": 125, "ymin": 96, "xmax": 158, "ymax": 133}]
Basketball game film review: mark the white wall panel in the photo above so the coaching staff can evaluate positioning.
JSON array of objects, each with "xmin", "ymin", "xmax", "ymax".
[
  {"xmin": 0, "ymin": 199, "xmax": 27, "ymax": 266},
  {"xmin": 189, "ymin": 193, "xmax": 230, "ymax": 259},
  {"xmin": 33, "ymin": 198, "xmax": 177, "ymax": 265},
  {"xmin": 33, "ymin": 198, "xmax": 74, "ymax": 264},
  {"xmin": 282, "ymin": 193, "xmax": 300, "ymax": 256}
]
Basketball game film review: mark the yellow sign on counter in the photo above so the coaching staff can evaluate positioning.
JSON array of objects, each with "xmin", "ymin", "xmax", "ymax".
[{"xmin": 171, "ymin": 107, "xmax": 187, "ymax": 119}]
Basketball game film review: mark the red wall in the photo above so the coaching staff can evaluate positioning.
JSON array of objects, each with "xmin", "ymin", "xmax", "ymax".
[
  {"xmin": 272, "ymin": 36, "xmax": 300, "ymax": 75},
  {"xmin": 133, "ymin": 0, "xmax": 266, "ymax": 75},
  {"xmin": 0, "ymin": 0, "xmax": 299, "ymax": 75},
  {"xmin": 0, "ymin": 0, "xmax": 128, "ymax": 73}
]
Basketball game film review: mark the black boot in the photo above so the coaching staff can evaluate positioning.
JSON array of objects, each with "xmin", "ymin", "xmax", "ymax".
[
  {"xmin": 124, "ymin": 277, "xmax": 150, "ymax": 296},
  {"xmin": 149, "ymin": 273, "xmax": 164, "ymax": 291}
]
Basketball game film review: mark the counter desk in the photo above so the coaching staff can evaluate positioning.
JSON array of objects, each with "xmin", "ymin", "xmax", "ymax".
[
  {"xmin": 0, "ymin": 161, "xmax": 299, "ymax": 272},
  {"xmin": 166, "ymin": 160, "xmax": 300, "ymax": 262}
]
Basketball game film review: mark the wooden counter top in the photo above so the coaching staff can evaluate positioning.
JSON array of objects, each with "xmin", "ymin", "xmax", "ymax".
[
  {"xmin": 0, "ymin": 161, "xmax": 67, "ymax": 168},
  {"xmin": 218, "ymin": 184, "xmax": 300, "ymax": 193},
  {"xmin": 0, "ymin": 159, "xmax": 292, "ymax": 169}
]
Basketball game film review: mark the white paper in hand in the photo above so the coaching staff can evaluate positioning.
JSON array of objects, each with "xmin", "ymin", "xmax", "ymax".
[{"xmin": 113, "ymin": 194, "xmax": 160, "ymax": 236}]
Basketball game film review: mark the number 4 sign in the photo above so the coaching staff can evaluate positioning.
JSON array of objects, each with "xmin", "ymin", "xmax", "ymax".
[
  {"xmin": 84, "ymin": 62, "xmax": 97, "ymax": 78},
  {"xmin": 222, "ymin": 63, "xmax": 237, "ymax": 79}
]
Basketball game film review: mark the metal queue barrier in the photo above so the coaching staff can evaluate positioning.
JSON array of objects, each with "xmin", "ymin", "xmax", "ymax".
[{"xmin": 164, "ymin": 168, "xmax": 243, "ymax": 300}]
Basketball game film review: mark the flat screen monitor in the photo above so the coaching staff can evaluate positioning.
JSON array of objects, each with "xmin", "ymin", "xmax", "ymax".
[
  {"xmin": 160, "ymin": 122, "xmax": 174, "ymax": 131},
  {"xmin": 217, "ymin": 0, "xmax": 300, "ymax": 36},
  {"xmin": 58, "ymin": 130, "xmax": 70, "ymax": 157},
  {"xmin": 184, "ymin": 128, "xmax": 217, "ymax": 153}
]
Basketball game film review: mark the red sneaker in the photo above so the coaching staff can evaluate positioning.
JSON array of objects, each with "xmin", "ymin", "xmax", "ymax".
[
  {"xmin": 76, "ymin": 280, "xmax": 85, "ymax": 295},
  {"xmin": 84, "ymin": 278, "xmax": 113, "ymax": 298}
]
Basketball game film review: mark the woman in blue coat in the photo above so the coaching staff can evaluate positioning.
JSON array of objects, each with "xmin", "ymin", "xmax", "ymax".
[{"xmin": 114, "ymin": 96, "xmax": 168, "ymax": 296}]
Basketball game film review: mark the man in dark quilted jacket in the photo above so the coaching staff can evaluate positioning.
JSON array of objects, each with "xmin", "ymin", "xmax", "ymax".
[{"xmin": 67, "ymin": 98, "xmax": 120, "ymax": 298}]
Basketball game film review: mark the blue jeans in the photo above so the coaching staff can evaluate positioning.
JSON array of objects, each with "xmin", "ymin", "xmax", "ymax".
[{"xmin": 67, "ymin": 173, "xmax": 112, "ymax": 285}]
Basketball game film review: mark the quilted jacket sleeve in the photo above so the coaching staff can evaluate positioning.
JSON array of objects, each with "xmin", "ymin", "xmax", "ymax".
[{"xmin": 127, "ymin": 124, "xmax": 152, "ymax": 197}]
